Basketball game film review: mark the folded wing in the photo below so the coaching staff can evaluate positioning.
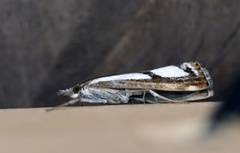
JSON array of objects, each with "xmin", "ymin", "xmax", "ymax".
[{"xmin": 87, "ymin": 61, "xmax": 213, "ymax": 92}]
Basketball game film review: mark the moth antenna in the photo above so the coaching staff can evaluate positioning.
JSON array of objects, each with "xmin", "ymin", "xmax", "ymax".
[{"xmin": 46, "ymin": 99, "xmax": 80, "ymax": 112}]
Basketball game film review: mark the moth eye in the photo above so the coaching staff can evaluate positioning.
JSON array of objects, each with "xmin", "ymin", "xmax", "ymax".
[{"xmin": 72, "ymin": 84, "xmax": 80, "ymax": 93}]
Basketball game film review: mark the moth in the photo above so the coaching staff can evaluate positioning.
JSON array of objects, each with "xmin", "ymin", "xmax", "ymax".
[{"xmin": 49, "ymin": 61, "xmax": 213, "ymax": 110}]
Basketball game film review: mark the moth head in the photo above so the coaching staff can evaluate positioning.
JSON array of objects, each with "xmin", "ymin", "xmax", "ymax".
[{"xmin": 57, "ymin": 84, "xmax": 81, "ymax": 99}]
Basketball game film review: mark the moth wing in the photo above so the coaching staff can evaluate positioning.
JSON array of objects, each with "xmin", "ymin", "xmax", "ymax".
[
  {"xmin": 87, "ymin": 62, "xmax": 213, "ymax": 92},
  {"xmin": 88, "ymin": 78, "xmax": 208, "ymax": 91}
]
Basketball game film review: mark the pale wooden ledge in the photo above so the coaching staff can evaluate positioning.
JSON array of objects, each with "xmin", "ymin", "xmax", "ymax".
[{"xmin": 0, "ymin": 102, "xmax": 239, "ymax": 153}]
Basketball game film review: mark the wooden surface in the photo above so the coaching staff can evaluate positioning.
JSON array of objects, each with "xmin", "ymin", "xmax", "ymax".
[{"xmin": 0, "ymin": 102, "xmax": 239, "ymax": 153}]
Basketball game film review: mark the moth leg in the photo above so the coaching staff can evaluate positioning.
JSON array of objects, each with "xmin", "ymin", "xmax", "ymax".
[
  {"xmin": 148, "ymin": 90, "xmax": 179, "ymax": 103},
  {"xmin": 133, "ymin": 91, "xmax": 146, "ymax": 104},
  {"xmin": 131, "ymin": 98, "xmax": 136, "ymax": 104},
  {"xmin": 145, "ymin": 99, "xmax": 159, "ymax": 103},
  {"xmin": 132, "ymin": 97, "xmax": 157, "ymax": 104},
  {"xmin": 80, "ymin": 98, "xmax": 108, "ymax": 104},
  {"xmin": 143, "ymin": 91, "xmax": 146, "ymax": 104},
  {"xmin": 122, "ymin": 89, "xmax": 147, "ymax": 104}
]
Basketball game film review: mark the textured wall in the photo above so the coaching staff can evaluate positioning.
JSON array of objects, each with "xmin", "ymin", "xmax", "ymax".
[{"xmin": 0, "ymin": 0, "xmax": 240, "ymax": 108}]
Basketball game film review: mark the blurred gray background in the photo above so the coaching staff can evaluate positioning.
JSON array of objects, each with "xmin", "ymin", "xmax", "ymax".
[{"xmin": 0, "ymin": 0, "xmax": 240, "ymax": 108}]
